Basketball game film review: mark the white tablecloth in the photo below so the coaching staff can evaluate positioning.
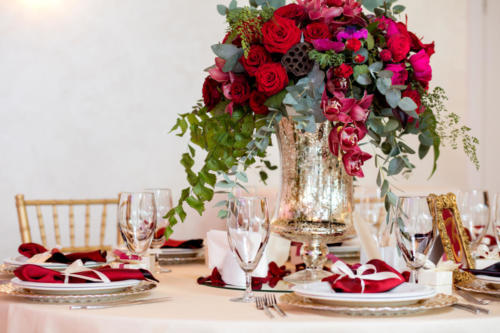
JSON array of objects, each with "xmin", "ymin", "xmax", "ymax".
[{"xmin": 1, "ymin": 264, "xmax": 499, "ymax": 333}]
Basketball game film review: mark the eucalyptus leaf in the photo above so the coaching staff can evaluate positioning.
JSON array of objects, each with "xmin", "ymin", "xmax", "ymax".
[
  {"xmin": 378, "ymin": 70, "xmax": 394, "ymax": 79},
  {"xmin": 386, "ymin": 89, "xmax": 401, "ymax": 109},
  {"xmin": 362, "ymin": 0, "xmax": 385, "ymax": 12},
  {"xmin": 211, "ymin": 44, "xmax": 243, "ymax": 61},
  {"xmin": 393, "ymin": 5, "xmax": 406, "ymax": 14},
  {"xmin": 366, "ymin": 33, "xmax": 375, "ymax": 50},
  {"xmin": 388, "ymin": 157, "xmax": 405, "ymax": 176},
  {"xmin": 419, "ymin": 143, "xmax": 431, "ymax": 159},
  {"xmin": 398, "ymin": 97, "xmax": 417, "ymax": 111},
  {"xmin": 381, "ymin": 180, "xmax": 389, "ymax": 197},
  {"xmin": 376, "ymin": 77, "xmax": 391, "ymax": 94},
  {"xmin": 356, "ymin": 73, "xmax": 372, "ymax": 85},
  {"xmin": 217, "ymin": 4, "xmax": 228, "ymax": 15},
  {"xmin": 369, "ymin": 61, "xmax": 383, "ymax": 73}
]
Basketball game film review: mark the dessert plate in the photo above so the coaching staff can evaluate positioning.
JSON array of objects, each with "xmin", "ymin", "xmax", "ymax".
[
  {"xmin": 3, "ymin": 256, "xmax": 103, "ymax": 270},
  {"xmin": 10, "ymin": 278, "xmax": 140, "ymax": 295}
]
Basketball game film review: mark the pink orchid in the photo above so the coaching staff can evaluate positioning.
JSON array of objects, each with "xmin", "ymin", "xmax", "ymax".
[
  {"xmin": 297, "ymin": 0, "xmax": 343, "ymax": 24},
  {"xmin": 409, "ymin": 49, "xmax": 432, "ymax": 89},
  {"xmin": 328, "ymin": 124, "xmax": 366, "ymax": 156},
  {"xmin": 324, "ymin": 91, "xmax": 373, "ymax": 123},
  {"xmin": 385, "ymin": 63, "xmax": 408, "ymax": 85},
  {"xmin": 312, "ymin": 39, "xmax": 345, "ymax": 52},
  {"xmin": 350, "ymin": 91, "xmax": 373, "ymax": 122},
  {"xmin": 342, "ymin": 147, "xmax": 372, "ymax": 177},
  {"xmin": 208, "ymin": 58, "xmax": 229, "ymax": 83}
]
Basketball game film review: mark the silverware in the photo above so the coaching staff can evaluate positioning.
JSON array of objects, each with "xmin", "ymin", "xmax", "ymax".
[
  {"xmin": 69, "ymin": 296, "xmax": 171, "ymax": 310},
  {"xmin": 452, "ymin": 303, "xmax": 490, "ymax": 315},
  {"xmin": 256, "ymin": 296, "xmax": 274, "ymax": 319},
  {"xmin": 456, "ymin": 290, "xmax": 490, "ymax": 305},
  {"xmin": 265, "ymin": 293, "xmax": 286, "ymax": 317}
]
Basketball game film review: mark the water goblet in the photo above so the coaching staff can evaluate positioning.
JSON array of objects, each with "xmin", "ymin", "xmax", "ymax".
[
  {"xmin": 456, "ymin": 190, "xmax": 491, "ymax": 250},
  {"xmin": 118, "ymin": 192, "xmax": 157, "ymax": 256},
  {"xmin": 226, "ymin": 196, "xmax": 270, "ymax": 303},
  {"xmin": 394, "ymin": 196, "xmax": 435, "ymax": 283},
  {"xmin": 146, "ymin": 188, "xmax": 173, "ymax": 273}
]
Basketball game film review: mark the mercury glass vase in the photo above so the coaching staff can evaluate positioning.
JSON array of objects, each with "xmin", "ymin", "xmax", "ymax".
[{"xmin": 272, "ymin": 117, "xmax": 354, "ymax": 283}]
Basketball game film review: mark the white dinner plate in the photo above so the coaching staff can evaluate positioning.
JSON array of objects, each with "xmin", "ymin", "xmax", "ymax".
[
  {"xmin": 292, "ymin": 282, "xmax": 436, "ymax": 306},
  {"xmin": 10, "ymin": 277, "xmax": 140, "ymax": 295},
  {"xmin": 475, "ymin": 274, "xmax": 500, "ymax": 286},
  {"xmin": 3, "ymin": 256, "xmax": 103, "ymax": 271}
]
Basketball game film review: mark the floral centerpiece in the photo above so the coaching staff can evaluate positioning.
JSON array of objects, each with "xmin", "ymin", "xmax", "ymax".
[{"xmin": 166, "ymin": 0, "xmax": 478, "ymax": 237}]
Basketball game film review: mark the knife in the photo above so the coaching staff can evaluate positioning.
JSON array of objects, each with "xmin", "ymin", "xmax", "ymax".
[
  {"xmin": 452, "ymin": 303, "xmax": 489, "ymax": 315},
  {"xmin": 69, "ymin": 297, "xmax": 171, "ymax": 310}
]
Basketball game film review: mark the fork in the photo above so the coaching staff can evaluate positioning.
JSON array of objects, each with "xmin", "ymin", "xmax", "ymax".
[
  {"xmin": 256, "ymin": 296, "xmax": 274, "ymax": 318},
  {"xmin": 265, "ymin": 293, "xmax": 287, "ymax": 317}
]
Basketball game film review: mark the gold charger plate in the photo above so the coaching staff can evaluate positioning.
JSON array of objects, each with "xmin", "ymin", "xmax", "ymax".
[
  {"xmin": 279, "ymin": 293, "xmax": 457, "ymax": 316},
  {"xmin": 0, "ymin": 282, "xmax": 157, "ymax": 304},
  {"xmin": 456, "ymin": 278, "xmax": 500, "ymax": 296}
]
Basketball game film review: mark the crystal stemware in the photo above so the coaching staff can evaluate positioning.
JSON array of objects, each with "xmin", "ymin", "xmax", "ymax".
[
  {"xmin": 118, "ymin": 192, "xmax": 157, "ymax": 256},
  {"xmin": 394, "ymin": 196, "xmax": 435, "ymax": 283},
  {"xmin": 226, "ymin": 196, "xmax": 270, "ymax": 303},
  {"xmin": 146, "ymin": 188, "xmax": 173, "ymax": 273},
  {"xmin": 456, "ymin": 190, "xmax": 491, "ymax": 250}
]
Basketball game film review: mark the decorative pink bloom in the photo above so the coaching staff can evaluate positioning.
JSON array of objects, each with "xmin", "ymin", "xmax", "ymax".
[
  {"xmin": 322, "ymin": 91, "xmax": 373, "ymax": 123},
  {"xmin": 409, "ymin": 49, "xmax": 432, "ymax": 89},
  {"xmin": 349, "ymin": 91, "xmax": 373, "ymax": 122},
  {"xmin": 208, "ymin": 58, "xmax": 229, "ymax": 83},
  {"xmin": 329, "ymin": 124, "xmax": 367, "ymax": 156},
  {"xmin": 385, "ymin": 63, "xmax": 408, "ymax": 85},
  {"xmin": 312, "ymin": 39, "xmax": 345, "ymax": 52},
  {"xmin": 336, "ymin": 26, "xmax": 368, "ymax": 41},
  {"xmin": 297, "ymin": 0, "xmax": 343, "ymax": 24},
  {"xmin": 342, "ymin": 147, "xmax": 372, "ymax": 177}
]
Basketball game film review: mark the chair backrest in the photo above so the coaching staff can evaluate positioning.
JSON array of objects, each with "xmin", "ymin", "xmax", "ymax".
[{"xmin": 15, "ymin": 194, "xmax": 119, "ymax": 252}]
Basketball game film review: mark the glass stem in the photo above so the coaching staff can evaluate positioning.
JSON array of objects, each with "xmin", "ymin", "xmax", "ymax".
[
  {"xmin": 243, "ymin": 271, "xmax": 253, "ymax": 301},
  {"xmin": 409, "ymin": 269, "xmax": 418, "ymax": 284},
  {"xmin": 155, "ymin": 253, "xmax": 160, "ymax": 273}
]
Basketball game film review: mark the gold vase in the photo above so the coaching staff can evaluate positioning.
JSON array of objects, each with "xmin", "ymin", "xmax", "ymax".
[{"xmin": 272, "ymin": 117, "xmax": 354, "ymax": 283}]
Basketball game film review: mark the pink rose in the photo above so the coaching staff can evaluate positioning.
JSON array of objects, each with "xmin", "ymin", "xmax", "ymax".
[
  {"xmin": 409, "ymin": 49, "xmax": 432, "ymax": 89},
  {"xmin": 385, "ymin": 63, "xmax": 408, "ymax": 85}
]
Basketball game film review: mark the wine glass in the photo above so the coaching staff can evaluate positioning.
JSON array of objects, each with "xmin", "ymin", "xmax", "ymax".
[
  {"xmin": 394, "ymin": 196, "xmax": 435, "ymax": 283},
  {"xmin": 118, "ymin": 192, "xmax": 157, "ymax": 255},
  {"xmin": 493, "ymin": 193, "xmax": 500, "ymax": 252},
  {"xmin": 226, "ymin": 196, "xmax": 270, "ymax": 303},
  {"xmin": 146, "ymin": 188, "xmax": 173, "ymax": 273},
  {"xmin": 456, "ymin": 190, "xmax": 491, "ymax": 250}
]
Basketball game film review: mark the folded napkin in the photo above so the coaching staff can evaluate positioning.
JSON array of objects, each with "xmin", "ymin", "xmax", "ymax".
[
  {"xmin": 14, "ymin": 264, "xmax": 158, "ymax": 284},
  {"xmin": 162, "ymin": 238, "xmax": 203, "ymax": 249},
  {"xmin": 322, "ymin": 259, "xmax": 406, "ymax": 293},
  {"xmin": 19, "ymin": 243, "xmax": 107, "ymax": 264},
  {"xmin": 467, "ymin": 262, "xmax": 500, "ymax": 278}
]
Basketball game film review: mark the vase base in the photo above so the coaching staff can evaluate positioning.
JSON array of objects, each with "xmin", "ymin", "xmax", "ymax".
[{"xmin": 283, "ymin": 268, "xmax": 331, "ymax": 284}]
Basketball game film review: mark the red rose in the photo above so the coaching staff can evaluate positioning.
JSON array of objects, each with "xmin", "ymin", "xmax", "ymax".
[
  {"xmin": 255, "ymin": 63, "xmax": 289, "ymax": 96},
  {"xmin": 249, "ymin": 91, "xmax": 269, "ymax": 115},
  {"xmin": 387, "ymin": 34, "xmax": 411, "ymax": 62},
  {"xmin": 274, "ymin": 4, "xmax": 307, "ymax": 22},
  {"xmin": 353, "ymin": 54, "xmax": 365, "ymax": 63},
  {"xmin": 303, "ymin": 22, "xmax": 331, "ymax": 43},
  {"xmin": 202, "ymin": 76, "xmax": 222, "ymax": 110},
  {"xmin": 345, "ymin": 38, "xmax": 361, "ymax": 52},
  {"xmin": 240, "ymin": 45, "xmax": 271, "ymax": 76},
  {"xmin": 380, "ymin": 49, "xmax": 392, "ymax": 62},
  {"xmin": 334, "ymin": 64, "xmax": 353, "ymax": 78},
  {"xmin": 262, "ymin": 15, "xmax": 301, "ymax": 54},
  {"xmin": 230, "ymin": 76, "xmax": 251, "ymax": 104},
  {"xmin": 408, "ymin": 31, "xmax": 435, "ymax": 57}
]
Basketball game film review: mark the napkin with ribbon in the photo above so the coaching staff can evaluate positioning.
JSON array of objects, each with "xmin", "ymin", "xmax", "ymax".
[
  {"xmin": 14, "ymin": 261, "xmax": 158, "ymax": 284},
  {"xmin": 322, "ymin": 259, "xmax": 406, "ymax": 293},
  {"xmin": 162, "ymin": 238, "xmax": 203, "ymax": 249},
  {"xmin": 18, "ymin": 243, "xmax": 107, "ymax": 264},
  {"xmin": 467, "ymin": 262, "xmax": 500, "ymax": 278}
]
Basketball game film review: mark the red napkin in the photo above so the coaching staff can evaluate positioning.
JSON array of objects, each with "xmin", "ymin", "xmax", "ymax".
[
  {"xmin": 18, "ymin": 243, "xmax": 107, "ymax": 264},
  {"xmin": 14, "ymin": 264, "xmax": 158, "ymax": 283},
  {"xmin": 322, "ymin": 259, "xmax": 406, "ymax": 293},
  {"xmin": 162, "ymin": 238, "xmax": 203, "ymax": 249}
]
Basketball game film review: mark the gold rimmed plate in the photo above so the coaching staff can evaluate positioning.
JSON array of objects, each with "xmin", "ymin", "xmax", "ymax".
[{"xmin": 456, "ymin": 278, "xmax": 500, "ymax": 296}]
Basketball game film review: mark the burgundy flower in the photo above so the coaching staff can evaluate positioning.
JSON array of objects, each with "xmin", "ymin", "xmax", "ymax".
[
  {"xmin": 342, "ymin": 147, "xmax": 372, "ymax": 177},
  {"xmin": 409, "ymin": 49, "xmax": 432, "ymax": 89},
  {"xmin": 380, "ymin": 49, "xmax": 392, "ymax": 62},
  {"xmin": 326, "ymin": 0, "xmax": 345, "ymax": 6},
  {"xmin": 303, "ymin": 22, "xmax": 331, "ymax": 43},
  {"xmin": 197, "ymin": 267, "xmax": 226, "ymax": 287},
  {"xmin": 274, "ymin": 3, "xmax": 307, "ymax": 22},
  {"xmin": 222, "ymin": 32, "xmax": 242, "ymax": 48},
  {"xmin": 255, "ymin": 63, "xmax": 289, "ymax": 96},
  {"xmin": 312, "ymin": 39, "xmax": 345, "ymax": 52},
  {"xmin": 387, "ymin": 33, "xmax": 411, "ymax": 62},
  {"xmin": 262, "ymin": 15, "xmax": 301, "ymax": 54},
  {"xmin": 345, "ymin": 38, "xmax": 361, "ymax": 52},
  {"xmin": 329, "ymin": 124, "xmax": 366, "ymax": 156},
  {"xmin": 353, "ymin": 54, "xmax": 365, "ymax": 63},
  {"xmin": 202, "ymin": 76, "xmax": 222, "ymax": 110},
  {"xmin": 249, "ymin": 91, "xmax": 269, "ymax": 115},
  {"xmin": 408, "ymin": 31, "xmax": 435, "ymax": 57},
  {"xmin": 240, "ymin": 45, "xmax": 271, "ymax": 76}
]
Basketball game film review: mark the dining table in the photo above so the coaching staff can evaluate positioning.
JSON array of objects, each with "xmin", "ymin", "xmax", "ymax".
[{"xmin": 1, "ymin": 262, "xmax": 500, "ymax": 333}]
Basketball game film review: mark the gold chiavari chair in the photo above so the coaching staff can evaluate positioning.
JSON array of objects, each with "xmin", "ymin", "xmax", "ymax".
[{"xmin": 15, "ymin": 194, "xmax": 119, "ymax": 252}]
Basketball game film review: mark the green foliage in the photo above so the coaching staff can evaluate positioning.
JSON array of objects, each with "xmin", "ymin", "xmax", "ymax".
[{"xmin": 309, "ymin": 50, "xmax": 345, "ymax": 70}]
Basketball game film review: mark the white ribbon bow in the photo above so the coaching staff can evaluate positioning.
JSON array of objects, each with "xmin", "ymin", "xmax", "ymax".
[
  {"xmin": 330, "ymin": 260, "xmax": 403, "ymax": 293},
  {"xmin": 62, "ymin": 260, "xmax": 110, "ymax": 284}
]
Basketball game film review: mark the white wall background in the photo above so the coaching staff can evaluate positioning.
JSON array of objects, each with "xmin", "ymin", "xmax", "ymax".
[{"xmin": 0, "ymin": 0, "xmax": 496, "ymax": 256}]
